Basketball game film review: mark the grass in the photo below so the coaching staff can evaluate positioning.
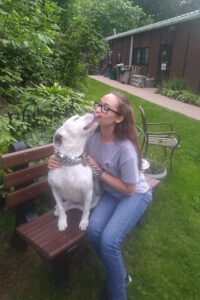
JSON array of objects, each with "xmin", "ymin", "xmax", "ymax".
[{"xmin": 0, "ymin": 77, "xmax": 200, "ymax": 299}]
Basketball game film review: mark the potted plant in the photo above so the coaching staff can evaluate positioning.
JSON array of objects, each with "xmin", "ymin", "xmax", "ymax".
[{"xmin": 142, "ymin": 159, "xmax": 167, "ymax": 179}]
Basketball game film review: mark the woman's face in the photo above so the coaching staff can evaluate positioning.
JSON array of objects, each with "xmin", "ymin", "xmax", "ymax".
[{"xmin": 95, "ymin": 93, "xmax": 123, "ymax": 128}]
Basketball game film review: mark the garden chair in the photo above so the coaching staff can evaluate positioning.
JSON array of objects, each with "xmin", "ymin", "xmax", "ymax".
[{"xmin": 139, "ymin": 105, "xmax": 180, "ymax": 170}]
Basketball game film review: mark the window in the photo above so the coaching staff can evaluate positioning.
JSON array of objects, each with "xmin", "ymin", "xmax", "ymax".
[
  {"xmin": 108, "ymin": 50, "xmax": 112, "ymax": 65},
  {"xmin": 132, "ymin": 47, "xmax": 149, "ymax": 65},
  {"xmin": 116, "ymin": 49, "xmax": 122, "ymax": 64},
  {"xmin": 141, "ymin": 48, "xmax": 149, "ymax": 65}
]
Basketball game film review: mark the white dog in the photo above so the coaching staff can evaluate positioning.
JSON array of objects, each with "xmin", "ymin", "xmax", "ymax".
[{"xmin": 48, "ymin": 112, "xmax": 102, "ymax": 231}]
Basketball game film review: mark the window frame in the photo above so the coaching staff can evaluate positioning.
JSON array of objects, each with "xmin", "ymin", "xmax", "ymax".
[
  {"xmin": 116, "ymin": 49, "xmax": 122, "ymax": 64},
  {"xmin": 132, "ymin": 47, "xmax": 149, "ymax": 65}
]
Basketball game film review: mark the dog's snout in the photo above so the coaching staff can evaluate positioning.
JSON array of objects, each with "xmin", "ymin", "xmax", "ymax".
[{"xmin": 54, "ymin": 134, "xmax": 62, "ymax": 144}]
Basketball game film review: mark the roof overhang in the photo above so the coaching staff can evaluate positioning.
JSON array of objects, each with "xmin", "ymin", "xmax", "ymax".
[{"xmin": 106, "ymin": 10, "xmax": 200, "ymax": 41}]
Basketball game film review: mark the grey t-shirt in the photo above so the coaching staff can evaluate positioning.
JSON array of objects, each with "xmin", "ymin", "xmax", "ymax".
[{"xmin": 85, "ymin": 131, "xmax": 149, "ymax": 199}]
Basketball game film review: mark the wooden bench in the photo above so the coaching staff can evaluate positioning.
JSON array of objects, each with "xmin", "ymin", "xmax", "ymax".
[{"xmin": 0, "ymin": 142, "xmax": 160, "ymax": 285}]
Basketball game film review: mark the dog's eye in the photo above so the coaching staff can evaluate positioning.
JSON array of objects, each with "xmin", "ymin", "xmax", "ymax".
[{"xmin": 73, "ymin": 117, "xmax": 79, "ymax": 121}]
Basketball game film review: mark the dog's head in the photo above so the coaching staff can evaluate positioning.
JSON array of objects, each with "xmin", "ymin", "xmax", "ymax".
[{"xmin": 53, "ymin": 112, "xmax": 99, "ymax": 155}]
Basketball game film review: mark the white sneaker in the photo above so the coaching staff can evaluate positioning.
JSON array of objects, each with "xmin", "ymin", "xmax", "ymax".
[{"xmin": 126, "ymin": 274, "xmax": 132, "ymax": 284}]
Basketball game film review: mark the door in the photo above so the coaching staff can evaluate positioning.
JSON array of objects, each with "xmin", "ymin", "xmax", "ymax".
[{"xmin": 157, "ymin": 44, "xmax": 172, "ymax": 84}]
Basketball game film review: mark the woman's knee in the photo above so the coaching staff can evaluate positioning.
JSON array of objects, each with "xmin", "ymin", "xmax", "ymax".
[
  {"xmin": 87, "ymin": 216, "xmax": 101, "ymax": 240},
  {"xmin": 101, "ymin": 231, "xmax": 120, "ymax": 255}
]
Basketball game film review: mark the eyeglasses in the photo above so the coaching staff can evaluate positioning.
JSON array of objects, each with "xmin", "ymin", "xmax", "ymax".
[{"xmin": 96, "ymin": 103, "xmax": 120, "ymax": 115}]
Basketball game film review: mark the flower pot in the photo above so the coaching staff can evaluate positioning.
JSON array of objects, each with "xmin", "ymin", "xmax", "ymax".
[{"xmin": 142, "ymin": 159, "xmax": 167, "ymax": 179}]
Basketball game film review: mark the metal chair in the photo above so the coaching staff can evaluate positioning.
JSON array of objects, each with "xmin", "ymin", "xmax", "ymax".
[{"xmin": 139, "ymin": 105, "xmax": 180, "ymax": 169}]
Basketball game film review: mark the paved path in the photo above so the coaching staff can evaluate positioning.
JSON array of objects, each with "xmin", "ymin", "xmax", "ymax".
[{"xmin": 89, "ymin": 75, "xmax": 200, "ymax": 120}]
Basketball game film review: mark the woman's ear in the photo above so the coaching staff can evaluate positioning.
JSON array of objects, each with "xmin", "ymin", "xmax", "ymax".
[{"xmin": 115, "ymin": 115, "xmax": 124, "ymax": 123}]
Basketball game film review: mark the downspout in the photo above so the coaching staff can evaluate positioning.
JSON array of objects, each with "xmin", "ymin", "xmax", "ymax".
[
  {"xmin": 182, "ymin": 25, "xmax": 190, "ymax": 78},
  {"xmin": 129, "ymin": 35, "xmax": 134, "ymax": 66}
]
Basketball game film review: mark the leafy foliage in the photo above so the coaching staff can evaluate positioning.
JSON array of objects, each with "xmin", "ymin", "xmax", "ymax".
[
  {"xmin": 132, "ymin": 0, "xmax": 200, "ymax": 22},
  {"xmin": 161, "ymin": 78, "xmax": 187, "ymax": 91},
  {"xmin": 0, "ymin": 83, "xmax": 95, "ymax": 154},
  {"xmin": 0, "ymin": 0, "xmax": 107, "ymax": 99},
  {"xmin": 75, "ymin": 0, "xmax": 153, "ymax": 37},
  {"xmin": 0, "ymin": 0, "xmax": 60, "ymax": 94},
  {"xmin": 0, "ymin": 0, "xmax": 154, "ymax": 100},
  {"xmin": 156, "ymin": 79, "xmax": 200, "ymax": 106},
  {"xmin": 0, "ymin": 115, "xmax": 16, "ymax": 155}
]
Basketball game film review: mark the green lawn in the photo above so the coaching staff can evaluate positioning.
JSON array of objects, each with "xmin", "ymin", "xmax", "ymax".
[{"xmin": 0, "ymin": 77, "xmax": 200, "ymax": 299}]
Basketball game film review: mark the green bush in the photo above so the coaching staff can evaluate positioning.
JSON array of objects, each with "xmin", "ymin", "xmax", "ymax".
[
  {"xmin": 3, "ymin": 83, "xmax": 95, "ymax": 150},
  {"xmin": 156, "ymin": 78, "xmax": 200, "ymax": 107},
  {"xmin": 162, "ymin": 78, "xmax": 187, "ymax": 90},
  {"xmin": 176, "ymin": 90, "xmax": 200, "ymax": 105},
  {"xmin": 0, "ymin": 115, "xmax": 16, "ymax": 155},
  {"xmin": 0, "ymin": 0, "xmax": 107, "ymax": 101}
]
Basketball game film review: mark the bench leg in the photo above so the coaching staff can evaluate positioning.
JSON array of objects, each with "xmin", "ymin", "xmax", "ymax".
[
  {"xmin": 169, "ymin": 147, "xmax": 176, "ymax": 170},
  {"xmin": 0, "ymin": 194, "xmax": 5, "ymax": 216},
  {"xmin": 41, "ymin": 253, "xmax": 70, "ymax": 287},
  {"xmin": 41, "ymin": 244, "xmax": 78, "ymax": 287}
]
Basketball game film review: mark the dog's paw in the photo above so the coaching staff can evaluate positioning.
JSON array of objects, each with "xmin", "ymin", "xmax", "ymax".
[
  {"xmin": 79, "ymin": 219, "xmax": 89, "ymax": 231},
  {"xmin": 58, "ymin": 216, "xmax": 67, "ymax": 231}
]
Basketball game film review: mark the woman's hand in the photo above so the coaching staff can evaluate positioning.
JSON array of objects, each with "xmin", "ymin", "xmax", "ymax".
[
  {"xmin": 86, "ymin": 155, "xmax": 100, "ymax": 169},
  {"xmin": 47, "ymin": 155, "xmax": 62, "ymax": 170}
]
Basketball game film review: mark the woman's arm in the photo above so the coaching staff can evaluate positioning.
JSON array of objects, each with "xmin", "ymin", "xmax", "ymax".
[
  {"xmin": 100, "ymin": 171, "xmax": 136, "ymax": 196},
  {"xmin": 47, "ymin": 155, "xmax": 62, "ymax": 169},
  {"xmin": 87, "ymin": 155, "xmax": 135, "ymax": 196}
]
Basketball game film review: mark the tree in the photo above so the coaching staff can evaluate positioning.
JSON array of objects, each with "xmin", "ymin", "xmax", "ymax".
[
  {"xmin": 0, "ymin": 0, "xmax": 61, "ymax": 94},
  {"xmin": 132, "ymin": 0, "xmax": 200, "ymax": 22},
  {"xmin": 77, "ymin": 0, "xmax": 153, "ymax": 37},
  {"xmin": 0, "ymin": 0, "xmax": 154, "ymax": 97},
  {"xmin": 181, "ymin": 0, "xmax": 200, "ymax": 13}
]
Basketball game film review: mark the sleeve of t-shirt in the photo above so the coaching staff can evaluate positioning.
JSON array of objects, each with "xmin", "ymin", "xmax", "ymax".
[{"xmin": 119, "ymin": 144, "xmax": 139, "ymax": 184}]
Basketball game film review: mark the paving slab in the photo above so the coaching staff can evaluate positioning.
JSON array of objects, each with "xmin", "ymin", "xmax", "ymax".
[{"xmin": 89, "ymin": 75, "xmax": 200, "ymax": 120}]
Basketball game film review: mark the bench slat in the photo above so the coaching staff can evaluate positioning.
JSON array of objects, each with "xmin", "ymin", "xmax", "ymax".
[
  {"xmin": 4, "ymin": 162, "xmax": 48, "ymax": 189},
  {"xmin": 16, "ymin": 209, "xmax": 85, "ymax": 260},
  {"xmin": 6, "ymin": 180, "xmax": 50, "ymax": 207},
  {"xmin": 0, "ymin": 144, "xmax": 54, "ymax": 170}
]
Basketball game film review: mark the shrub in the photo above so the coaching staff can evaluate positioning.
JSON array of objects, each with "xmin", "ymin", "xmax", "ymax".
[
  {"xmin": 0, "ymin": 115, "xmax": 16, "ymax": 155},
  {"xmin": 4, "ymin": 83, "xmax": 95, "ymax": 150},
  {"xmin": 176, "ymin": 90, "xmax": 200, "ymax": 105},
  {"xmin": 156, "ymin": 78, "xmax": 200, "ymax": 107},
  {"xmin": 162, "ymin": 78, "xmax": 187, "ymax": 90}
]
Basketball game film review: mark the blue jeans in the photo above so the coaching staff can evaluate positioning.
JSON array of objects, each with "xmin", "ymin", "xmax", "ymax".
[{"xmin": 87, "ymin": 188, "xmax": 152, "ymax": 300}]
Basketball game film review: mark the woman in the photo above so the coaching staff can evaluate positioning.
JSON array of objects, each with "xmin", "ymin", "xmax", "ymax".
[{"xmin": 48, "ymin": 92, "xmax": 152, "ymax": 300}]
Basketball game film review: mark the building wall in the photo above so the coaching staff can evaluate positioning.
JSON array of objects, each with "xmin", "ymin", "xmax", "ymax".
[
  {"xmin": 183, "ymin": 18, "xmax": 200, "ymax": 93},
  {"xmin": 110, "ymin": 37, "xmax": 130, "ymax": 66},
  {"xmin": 169, "ymin": 22, "xmax": 190, "ymax": 79},
  {"xmin": 108, "ymin": 17, "xmax": 200, "ymax": 92},
  {"xmin": 148, "ymin": 31, "xmax": 160, "ymax": 78}
]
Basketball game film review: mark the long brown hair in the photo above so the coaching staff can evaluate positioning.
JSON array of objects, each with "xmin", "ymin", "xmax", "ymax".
[{"xmin": 111, "ymin": 91, "xmax": 142, "ymax": 170}]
